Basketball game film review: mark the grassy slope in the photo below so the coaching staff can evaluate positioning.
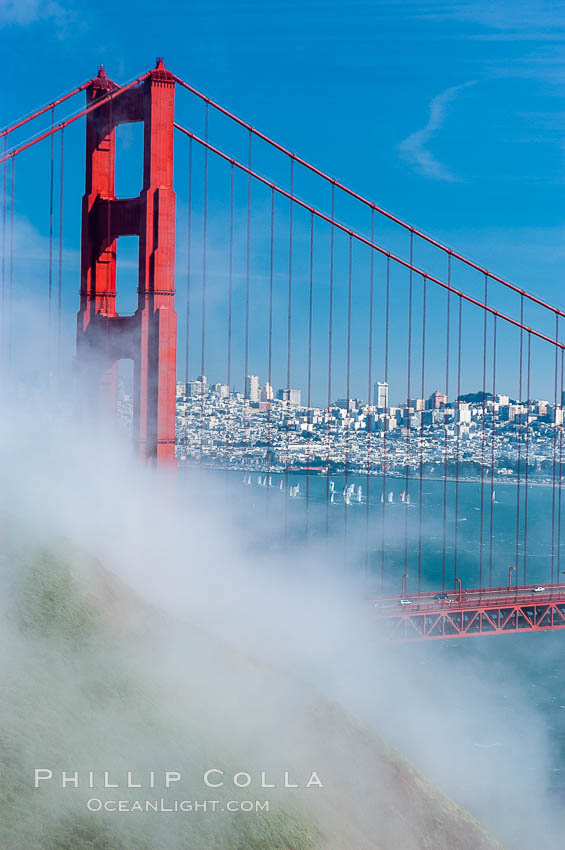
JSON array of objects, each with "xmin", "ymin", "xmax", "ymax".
[{"xmin": 0, "ymin": 537, "xmax": 504, "ymax": 850}]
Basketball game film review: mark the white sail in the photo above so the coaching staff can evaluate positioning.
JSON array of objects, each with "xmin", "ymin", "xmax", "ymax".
[
  {"xmin": 388, "ymin": 492, "xmax": 394, "ymax": 503},
  {"xmin": 357, "ymin": 486, "xmax": 363, "ymax": 502},
  {"xmin": 400, "ymin": 491, "xmax": 405, "ymax": 503},
  {"xmin": 279, "ymin": 480, "xmax": 284, "ymax": 490},
  {"xmin": 406, "ymin": 492, "xmax": 411, "ymax": 505}
]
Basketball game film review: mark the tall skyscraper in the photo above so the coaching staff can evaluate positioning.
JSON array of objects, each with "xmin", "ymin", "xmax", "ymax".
[
  {"xmin": 246, "ymin": 374, "xmax": 260, "ymax": 402},
  {"xmin": 261, "ymin": 382, "xmax": 274, "ymax": 402},
  {"xmin": 374, "ymin": 381, "xmax": 388, "ymax": 409}
]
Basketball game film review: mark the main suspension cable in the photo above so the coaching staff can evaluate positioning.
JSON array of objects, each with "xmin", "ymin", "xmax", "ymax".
[
  {"xmin": 172, "ymin": 73, "xmax": 565, "ymax": 320},
  {"xmin": 172, "ymin": 124, "xmax": 564, "ymax": 351}
]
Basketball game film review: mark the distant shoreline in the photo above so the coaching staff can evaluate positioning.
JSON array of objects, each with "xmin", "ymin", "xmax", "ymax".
[{"xmin": 179, "ymin": 462, "xmax": 564, "ymax": 489}]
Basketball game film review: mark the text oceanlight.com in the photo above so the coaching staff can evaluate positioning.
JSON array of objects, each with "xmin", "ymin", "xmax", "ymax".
[{"xmin": 86, "ymin": 799, "xmax": 271, "ymax": 813}]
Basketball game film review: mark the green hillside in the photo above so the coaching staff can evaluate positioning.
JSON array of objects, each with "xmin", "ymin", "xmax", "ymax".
[{"xmin": 0, "ymin": 528, "xmax": 504, "ymax": 850}]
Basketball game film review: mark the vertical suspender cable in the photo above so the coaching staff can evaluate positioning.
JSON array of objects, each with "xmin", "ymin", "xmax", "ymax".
[
  {"xmin": 515, "ymin": 297, "xmax": 524, "ymax": 579},
  {"xmin": 453, "ymin": 297, "xmax": 463, "ymax": 590},
  {"xmin": 366, "ymin": 210, "xmax": 375, "ymax": 581},
  {"xmin": 557, "ymin": 349, "xmax": 565, "ymax": 584},
  {"xmin": 48, "ymin": 107, "xmax": 55, "ymax": 371},
  {"xmin": 1, "ymin": 136, "xmax": 6, "ymax": 357},
  {"xmin": 284, "ymin": 158, "xmax": 294, "ymax": 534},
  {"xmin": 200, "ymin": 106, "xmax": 209, "ymax": 468},
  {"xmin": 305, "ymin": 212, "xmax": 314, "ymax": 537},
  {"xmin": 57, "ymin": 128, "xmax": 64, "ymax": 374},
  {"xmin": 266, "ymin": 189, "xmax": 274, "ymax": 506},
  {"xmin": 325, "ymin": 185, "xmax": 335, "ymax": 539},
  {"xmin": 242, "ymin": 130, "xmax": 251, "ymax": 478},
  {"xmin": 8, "ymin": 156, "xmax": 14, "ymax": 365},
  {"xmin": 344, "ymin": 235, "xmax": 353, "ymax": 543},
  {"xmin": 381, "ymin": 256, "xmax": 390, "ymax": 592},
  {"xmin": 489, "ymin": 315, "xmax": 497, "ymax": 587},
  {"xmin": 417, "ymin": 275, "xmax": 427, "ymax": 593},
  {"xmin": 184, "ymin": 138, "xmax": 192, "ymax": 389},
  {"xmin": 441, "ymin": 258, "xmax": 451, "ymax": 591},
  {"xmin": 551, "ymin": 315, "xmax": 559, "ymax": 584},
  {"xmin": 479, "ymin": 275, "xmax": 488, "ymax": 592},
  {"xmin": 404, "ymin": 232, "xmax": 414, "ymax": 590},
  {"xmin": 523, "ymin": 332, "xmax": 531, "ymax": 584},
  {"xmin": 226, "ymin": 162, "xmax": 234, "ymax": 479}
]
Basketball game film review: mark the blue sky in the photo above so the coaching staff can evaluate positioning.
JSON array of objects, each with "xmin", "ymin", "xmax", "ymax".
[{"xmin": 2, "ymin": 0, "xmax": 565, "ymax": 403}]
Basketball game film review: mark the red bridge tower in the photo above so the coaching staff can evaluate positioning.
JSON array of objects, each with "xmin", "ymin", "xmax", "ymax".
[{"xmin": 76, "ymin": 59, "xmax": 177, "ymax": 465}]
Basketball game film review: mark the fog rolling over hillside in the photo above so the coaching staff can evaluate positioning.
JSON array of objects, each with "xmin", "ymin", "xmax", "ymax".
[{"xmin": 0, "ymin": 394, "xmax": 562, "ymax": 849}]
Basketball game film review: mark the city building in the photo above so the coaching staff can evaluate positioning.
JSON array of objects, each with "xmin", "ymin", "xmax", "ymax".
[
  {"xmin": 277, "ymin": 388, "xmax": 302, "ymax": 406},
  {"xmin": 428, "ymin": 391, "xmax": 447, "ymax": 409},
  {"xmin": 187, "ymin": 375, "xmax": 207, "ymax": 397},
  {"xmin": 246, "ymin": 375, "xmax": 260, "ymax": 403},
  {"xmin": 375, "ymin": 381, "xmax": 388, "ymax": 409}
]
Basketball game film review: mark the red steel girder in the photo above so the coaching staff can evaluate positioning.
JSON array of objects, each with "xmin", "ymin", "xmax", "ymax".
[{"xmin": 374, "ymin": 590, "xmax": 565, "ymax": 641}]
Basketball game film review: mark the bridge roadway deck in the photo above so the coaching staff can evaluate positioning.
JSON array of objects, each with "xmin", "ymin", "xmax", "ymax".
[{"xmin": 370, "ymin": 584, "xmax": 565, "ymax": 641}]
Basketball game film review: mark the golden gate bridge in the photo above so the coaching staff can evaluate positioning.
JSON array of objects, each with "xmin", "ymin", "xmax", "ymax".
[{"xmin": 1, "ymin": 58, "xmax": 564, "ymax": 640}]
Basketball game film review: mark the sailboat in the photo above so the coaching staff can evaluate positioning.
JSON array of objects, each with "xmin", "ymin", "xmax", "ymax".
[
  {"xmin": 344, "ymin": 489, "xmax": 352, "ymax": 506},
  {"xmin": 406, "ymin": 492, "xmax": 411, "ymax": 506},
  {"xmin": 329, "ymin": 480, "xmax": 335, "ymax": 493},
  {"xmin": 381, "ymin": 492, "xmax": 385, "ymax": 504},
  {"xmin": 257, "ymin": 474, "xmax": 262, "ymax": 485},
  {"xmin": 357, "ymin": 485, "xmax": 363, "ymax": 503},
  {"xmin": 388, "ymin": 492, "xmax": 394, "ymax": 504},
  {"xmin": 492, "ymin": 489, "xmax": 498, "ymax": 503},
  {"xmin": 400, "ymin": 491, "xmax": 405, "ymax": 503},
  {"xmin": 266, "ymin": 476, "xmax": 272, "ymax": 487},
  {"xmin": 279, "ymin": 480, "xmax": 284, "ymax": 490},
  {"xmin": 330, "ymin": 492, "xmax": 335, "ymax": 504}
]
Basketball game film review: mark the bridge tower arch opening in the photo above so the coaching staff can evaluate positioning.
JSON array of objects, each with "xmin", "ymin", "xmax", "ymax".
[{"xmin": 76, "ymin": 59, "xmax": 177, "ymax": 465}]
